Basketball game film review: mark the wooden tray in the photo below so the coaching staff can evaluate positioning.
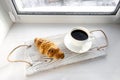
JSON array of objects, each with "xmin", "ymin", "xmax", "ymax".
[{"xmin": 24, "ymin": 30, "xmax": 108, "ymax": 75}]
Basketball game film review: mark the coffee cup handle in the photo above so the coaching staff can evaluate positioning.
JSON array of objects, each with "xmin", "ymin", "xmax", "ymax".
[
  {"xmin": 89, "ymin": 35, "xmax": 95, "ymax": 41},
  {"xmin": 90, "ymin": 30, "xmax": 109, "ymax": 50}
]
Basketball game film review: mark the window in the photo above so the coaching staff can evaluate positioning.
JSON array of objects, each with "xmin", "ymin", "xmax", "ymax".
[{"xmin": 12, "ymin": 0, "xmax": 120, "ymax": 15}]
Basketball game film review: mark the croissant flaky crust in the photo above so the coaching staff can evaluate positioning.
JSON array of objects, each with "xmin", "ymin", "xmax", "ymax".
[{"xmin": 34, "ymin": 38, "xmax": 64, "ymax": 59}]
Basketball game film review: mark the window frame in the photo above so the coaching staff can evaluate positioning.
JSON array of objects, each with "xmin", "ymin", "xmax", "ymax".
[{"xmin": 12, "ymin": 0, "xmax": 120, "ymax": 15}]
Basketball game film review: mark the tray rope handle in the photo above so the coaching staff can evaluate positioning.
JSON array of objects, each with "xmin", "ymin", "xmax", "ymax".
[
  {"xmin": 7, "ymin": 45, "xmax": 33, "ymax": 66},
  {"xmin": 90, "ymin": 30, "xmax": 109, "ymax": 50}
]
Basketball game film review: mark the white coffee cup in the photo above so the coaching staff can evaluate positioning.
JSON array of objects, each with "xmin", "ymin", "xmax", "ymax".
[{"xmin": 64, "ymin": 27, "xmax": 94, "ymax": 53}]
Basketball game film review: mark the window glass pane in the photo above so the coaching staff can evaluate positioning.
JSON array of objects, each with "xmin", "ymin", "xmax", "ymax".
[{"xmin": 13, "ymin": 0, "xmax": 120, "ymax": 14}]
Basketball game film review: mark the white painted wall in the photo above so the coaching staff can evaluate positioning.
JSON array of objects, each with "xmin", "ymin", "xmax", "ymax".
[{"xmin": 0, "ymin": 3, "xmax": 13, "ymax": 45}]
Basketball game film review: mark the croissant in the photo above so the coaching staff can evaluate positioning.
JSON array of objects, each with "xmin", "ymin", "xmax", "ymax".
[{"xmin": 34, "ymin": 38, "xmax": 64, "ymax": 59}]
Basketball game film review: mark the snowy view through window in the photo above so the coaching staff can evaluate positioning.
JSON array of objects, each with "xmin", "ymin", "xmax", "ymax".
[{"xmin": 13, "ymin": 0, "xmax": 120, "ymax": 14}]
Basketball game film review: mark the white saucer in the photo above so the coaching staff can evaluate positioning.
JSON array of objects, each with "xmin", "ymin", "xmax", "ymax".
[{"xmin": 64, "ymin": 34, "xmax": 92, "ymax": 54}]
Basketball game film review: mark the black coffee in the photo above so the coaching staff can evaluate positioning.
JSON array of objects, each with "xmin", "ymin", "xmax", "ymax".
[{"xmin": 71, "ymin": 30, "xmax": 88, "ymax": 40}]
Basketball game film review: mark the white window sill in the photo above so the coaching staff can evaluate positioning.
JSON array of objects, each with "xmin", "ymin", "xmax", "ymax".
[{"xmin": 0, "ymin": 23, "xmax": 120, "ymax": 80}]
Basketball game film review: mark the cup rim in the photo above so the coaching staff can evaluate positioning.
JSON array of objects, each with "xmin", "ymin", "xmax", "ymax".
[
  {"xmin": 71, "ymin": 27, "xmax": 90, "ymax": 35},
  {"xmin": 69, "ymin": 27, "xmax": 91, "ymax": 42}
]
